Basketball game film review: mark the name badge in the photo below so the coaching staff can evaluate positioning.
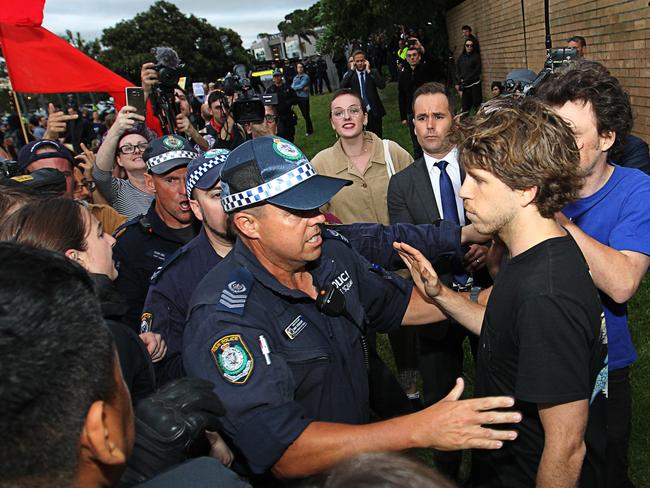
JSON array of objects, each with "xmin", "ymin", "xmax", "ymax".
[{"xmin": 285, "ymin": 315, "xmax": 308, "ymax": 340}]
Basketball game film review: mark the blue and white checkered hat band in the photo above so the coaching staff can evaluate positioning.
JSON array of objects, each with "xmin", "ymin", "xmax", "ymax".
[
  {"xmin": 186, "ymin": 155, "xmax": 228, "ymax": 196},
  {"xmin": 222, "ymin": 163, "xmax": 316, "ymax": 212},
  {"xmin": 146, "ymin": 150, "xmax": 197, "ymax": 170}
]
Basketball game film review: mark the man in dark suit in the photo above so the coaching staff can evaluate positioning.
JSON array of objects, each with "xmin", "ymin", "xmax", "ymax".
[
  {"xmin": 341, "ymin": 49, "xmax": 386, "ymax": 138},
  {"xmin": 387, "ymin": 82, "xmax": 488, "ymax": 481}
]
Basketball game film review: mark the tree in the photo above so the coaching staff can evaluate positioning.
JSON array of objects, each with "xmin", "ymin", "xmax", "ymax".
[
  {"xmin": 316, "ymin": 0, "xmax": 450, "ymax": 69},
  {"xmin": 277, "ymin": 6, "xmax": 319, "ymax": 58},
  {"xmin": 63, "ymin": 30, "xmax": 101, "ymax": 60},
  {"xmin": 97, "ymin": 1, "xmax": 252, "ymax": 84}
]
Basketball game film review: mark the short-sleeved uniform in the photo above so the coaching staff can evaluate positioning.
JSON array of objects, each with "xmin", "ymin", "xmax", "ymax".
[
  {"xmin": 112, "ymin": 201, "xmax": 199, "ymax": 330},
  {"xmin": 472, "ymin": 235, "xmax": 607, "ymax": 488},
  {"xmin": 563, "ymin": 165, "xmax": 650, "ymax": 371},
  {"xmin": 183, "ymin": 231, "xmax": 413, "ymax": 476},
  {"xmin": 146, "ymin": 221, "xmax": 459, "ymax": 386}
]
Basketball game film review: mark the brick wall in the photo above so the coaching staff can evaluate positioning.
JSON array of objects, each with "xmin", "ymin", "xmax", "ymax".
[{"xmin": 446, "ymin": 0, "xmax": 650, "ymax": 142}]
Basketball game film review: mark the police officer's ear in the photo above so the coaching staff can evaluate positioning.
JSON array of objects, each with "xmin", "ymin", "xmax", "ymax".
[
  {"xmin": 144, "ymin": 172, "xmax": 156, "ymax": 193},
  {"xmin": 189, "ymin": 198, "xmax": 204, "ymax": 222},
  {"xmin": 232, "ymin": 209, "xmax": 263, "ymax": 240}
]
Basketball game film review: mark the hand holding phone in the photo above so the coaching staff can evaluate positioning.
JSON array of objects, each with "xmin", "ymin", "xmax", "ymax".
[{"xmin": 125, "ymin": 87, "xmax": 146, "ymax": 118}]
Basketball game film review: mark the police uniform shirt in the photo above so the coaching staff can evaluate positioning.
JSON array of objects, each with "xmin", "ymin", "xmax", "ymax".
[
  {"xmin": 183, "ymin": 231, "xmax": 413, "ymax": 476},
  {"xmin": 143, "ymin": 227, "xmax": 222, "ymax": 355},
  {"xmin": 113, "ymin": 201, "xmax": 199, "ymax": 330}
]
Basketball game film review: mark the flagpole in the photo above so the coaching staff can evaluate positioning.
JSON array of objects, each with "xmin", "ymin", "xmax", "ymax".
[{"xmin": 10, "ymin": 88, "xmax": 29, "ymax": 145}]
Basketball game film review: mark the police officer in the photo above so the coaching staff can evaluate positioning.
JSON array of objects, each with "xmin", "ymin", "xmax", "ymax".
[
  {"xmin": 265, "ymin": 70, "xmax": 297, "ymax": 142},
  {"xmin": 183, "ymin": 136, "xmax": 521, "ymax": 482},
  {"xmin": 142, "ymin": 148, "xmax": 233, "ymax": 384},
  {"xmin": 113, "ymin": 135, "xmax": 199, "ymax": 330},
  {"xmin": 144, "ymin": 144, "xmax": 483, "ymax": 387}
]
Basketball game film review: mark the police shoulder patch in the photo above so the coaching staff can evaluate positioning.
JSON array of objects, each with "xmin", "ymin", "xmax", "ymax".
[
  {"xmin": 211, "ymin": 334, "xmax": 254, "ymax": 384},
  {"xmin": 216, "ymin": 267, "xmax": 253, "ymax": 315}
]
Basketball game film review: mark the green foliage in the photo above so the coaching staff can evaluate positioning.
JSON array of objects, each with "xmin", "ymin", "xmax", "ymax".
[
  {"xmin": 97, "ymin": 1, "xmax": 252, "ymax": 84},
  {"xmin": 316, "ymin": 0, "xmax": 450, "ymax": 70},
  {"xmin": 63, "ymin": 30, "xmax": 101, "ymax": 60},
  {"xmin": 278, "ymin": 5, "xmax": 321, "ymax": 58}
]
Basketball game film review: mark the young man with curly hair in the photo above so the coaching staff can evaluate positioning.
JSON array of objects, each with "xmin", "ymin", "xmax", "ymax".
[{"xmin": 395, "ymin": 96, "xmax": 607, "ymax": 488}]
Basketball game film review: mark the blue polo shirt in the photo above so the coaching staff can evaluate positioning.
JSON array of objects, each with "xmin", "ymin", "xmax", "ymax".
[{"xmin": 563, "ymin": 164, "xmax": 650, "ymax": 370}]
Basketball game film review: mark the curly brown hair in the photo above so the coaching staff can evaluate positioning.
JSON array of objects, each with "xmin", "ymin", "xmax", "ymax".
[
  {"xmin": 535, "ymin": 59, "xmax": 632, "ymax": 161},
  {"xmin": 456, "ymin": 96, "xmax": 582, "ymax": 218}
]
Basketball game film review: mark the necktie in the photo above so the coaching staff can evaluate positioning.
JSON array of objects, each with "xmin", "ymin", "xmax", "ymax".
[
  {"xmin": 436, "ymin": 160, "xmax": 469, "ymax": 285},
  {"xmin": 359, "ymin": 71, "xmax": 370, "ymax": 110},
  {"xmin": 435, "ymin": 160, "xmax": 460, "ymax": 225}
]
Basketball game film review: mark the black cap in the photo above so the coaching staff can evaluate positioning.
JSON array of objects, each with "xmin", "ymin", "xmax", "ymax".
[{"xmin": 17, "ymin": 139, "xmax": 76, "ymax": 173}]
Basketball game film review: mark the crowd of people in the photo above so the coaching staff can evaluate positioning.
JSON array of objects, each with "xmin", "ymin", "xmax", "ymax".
[{"xmin": 1, "ymin": 21, "xmax": 649, "ymax": 488}]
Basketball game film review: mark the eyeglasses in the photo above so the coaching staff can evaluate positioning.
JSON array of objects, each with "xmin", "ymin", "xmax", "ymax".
[
  {"xmin": 331, "ymin": 106, "xmax": 363, "ymax": 119},
  {"xmin": 264, "ymin": 114, "xmax": 278, "ymax": 123},
  {"xmin": 75, "ymin": 180, "xmax": 96, "ymax": 192},
  {"xmin": 465, "ymin": 44, "xmax": 474, "ymax": 48},
  {"xmin": 119, "ymin": 142, "xmax": 148, "ymax": 154}
]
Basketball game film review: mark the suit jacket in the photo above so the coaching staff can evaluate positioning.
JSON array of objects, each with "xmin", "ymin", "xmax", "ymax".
[
  {"xmin": 387, "ymin": 156, "xmax": 465, "ymax": 226},
  {"xmin": 387, "ymin": 156, "xmax": 466, "ymax": 340},
  {"xmin": 341, "ymin": 68, "xmax": 386, "ymax": 118}
]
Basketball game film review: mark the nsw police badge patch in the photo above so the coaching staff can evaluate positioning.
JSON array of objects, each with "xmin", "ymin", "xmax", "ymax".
[{"xmin": 211, "ymin": 334, "xmax": 254, "ymax": 384}]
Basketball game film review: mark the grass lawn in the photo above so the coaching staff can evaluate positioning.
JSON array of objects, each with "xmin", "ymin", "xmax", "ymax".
[{"xmin": 292, "ymin": 82, "xmax": 649, "ymax": 485}]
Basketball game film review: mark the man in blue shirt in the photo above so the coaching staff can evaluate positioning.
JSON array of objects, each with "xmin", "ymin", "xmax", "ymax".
[
  {"xmin": 183, "ymin": 137, "xmax": 521, "ymax": 483},
  {"xmin": 291, "ymin": 62, "xmax": 313, "ymax": 136},
  {"xmin": 538, "ymin": 59, "xmax": 650, "ymax": 488}
]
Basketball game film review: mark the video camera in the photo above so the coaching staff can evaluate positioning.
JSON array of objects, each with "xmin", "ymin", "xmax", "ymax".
[
  {"xmin": 501, "ymin": 0, "xmax": 579, "ymax": 96},
  {"xmin": 150, "ymin": 47, "xmax": 186, "ymax": 135},
  {"xmin": 223, "ymin": 64, "xmax": 277, "ymax": 125}
]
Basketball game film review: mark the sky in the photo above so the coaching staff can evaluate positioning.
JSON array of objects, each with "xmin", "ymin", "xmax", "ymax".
[{"xmin": 42, "ymin": 0, "xmax": 317, "ymax": 48}]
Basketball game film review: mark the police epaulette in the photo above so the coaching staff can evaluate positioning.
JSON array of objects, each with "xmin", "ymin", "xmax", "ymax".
[
  {"xmin": 149, "ymin": 246, "xmax": 188, "ymax": 283},
  {"xmin": 215, "ymin": 267, "xmax": 253, "ymax": 316},
  {"xmin": 112, "ymin": 216, "xmax": 142, "ymax": 238},
  {"xmin": 321, "ymin": 225, "xmax": 351, "ymax": 246}
]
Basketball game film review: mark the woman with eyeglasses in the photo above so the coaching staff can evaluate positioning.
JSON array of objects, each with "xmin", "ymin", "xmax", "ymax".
[
  {"xmin": 93, "ymin": 106, "xmax": 155, "ymax": 219},
  {"xmin": 311, "ymin": 88, "xmax": 413, "ymax": 225}
]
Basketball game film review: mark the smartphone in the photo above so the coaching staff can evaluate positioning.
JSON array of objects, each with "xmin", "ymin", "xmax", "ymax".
[{"xmin": 125, "ymin": 87, "xmax": 146, "ymax": 117}]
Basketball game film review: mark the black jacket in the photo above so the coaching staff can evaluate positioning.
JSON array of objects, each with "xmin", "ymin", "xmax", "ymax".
[
  {"xmin": 341, "ymin": 68, "xmax": 386, "ymax": 118},
  {"xmin": 91, "ymin": 273, "xmax": 155, "ymax": 404},
  {"xmin": 456, "ymin": 51, "xmax": 482, "ymax": 87},
  {"xmin": 397, "ymin": 54, "xmax": 439, "ymax": 120}
]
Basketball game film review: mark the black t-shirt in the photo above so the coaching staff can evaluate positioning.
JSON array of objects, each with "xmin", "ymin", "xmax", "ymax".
[{"xmin": 473, "ymin": 234, "xmax": 606, "ymax": 488}]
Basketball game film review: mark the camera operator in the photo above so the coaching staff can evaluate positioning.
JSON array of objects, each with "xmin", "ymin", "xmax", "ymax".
[
  {"xmin": 242, "ymin": 104, "xmax": 279, "ymax": 139},
  {"xmin": 141, "ymin": 62, "xmax": 209, "ymax": 151},
  {"xmin": 265, "ymin": 69, "xmax": 298, "ymax": 142},
  {"xmin": 203, "ymin": 90, "xmax": 246, "ymax": 151}
]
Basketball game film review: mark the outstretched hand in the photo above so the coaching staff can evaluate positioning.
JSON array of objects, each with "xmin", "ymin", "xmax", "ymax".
[
  {"xmin": 394, "ymin": 241, "xmax": 442, "ymax": 300},
  {"xmin": 414, "ymin": 378, "xmax": 521, "ymax": 451},
  {"xmin": 43, "ymin": 102, "xmax": 78, "ymax": 140}
]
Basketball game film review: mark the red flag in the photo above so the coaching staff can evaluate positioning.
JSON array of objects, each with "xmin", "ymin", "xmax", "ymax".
[
  {"xmin": 0, "ymin": 23, "xmax": 130, "ymax": 106},
  {"xmin": 0, "ymin": 0, "xmax": 45, "ymax": 26}
]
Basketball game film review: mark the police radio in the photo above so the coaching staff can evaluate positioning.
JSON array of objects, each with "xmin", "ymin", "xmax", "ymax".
[{"xmin": 316, "ymin": 283, "xmax": 369, "ymax": 370}]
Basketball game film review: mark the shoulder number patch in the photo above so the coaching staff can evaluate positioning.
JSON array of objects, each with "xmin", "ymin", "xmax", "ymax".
[{"xmin": 211, "ymin": 334, "xmax": 254, "ymax": 384}]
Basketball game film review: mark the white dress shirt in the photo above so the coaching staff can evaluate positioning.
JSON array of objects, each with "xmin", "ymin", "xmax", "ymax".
[{"xmin": 423, "ymin": 147, "xmax": 466, "ymax": 225}]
